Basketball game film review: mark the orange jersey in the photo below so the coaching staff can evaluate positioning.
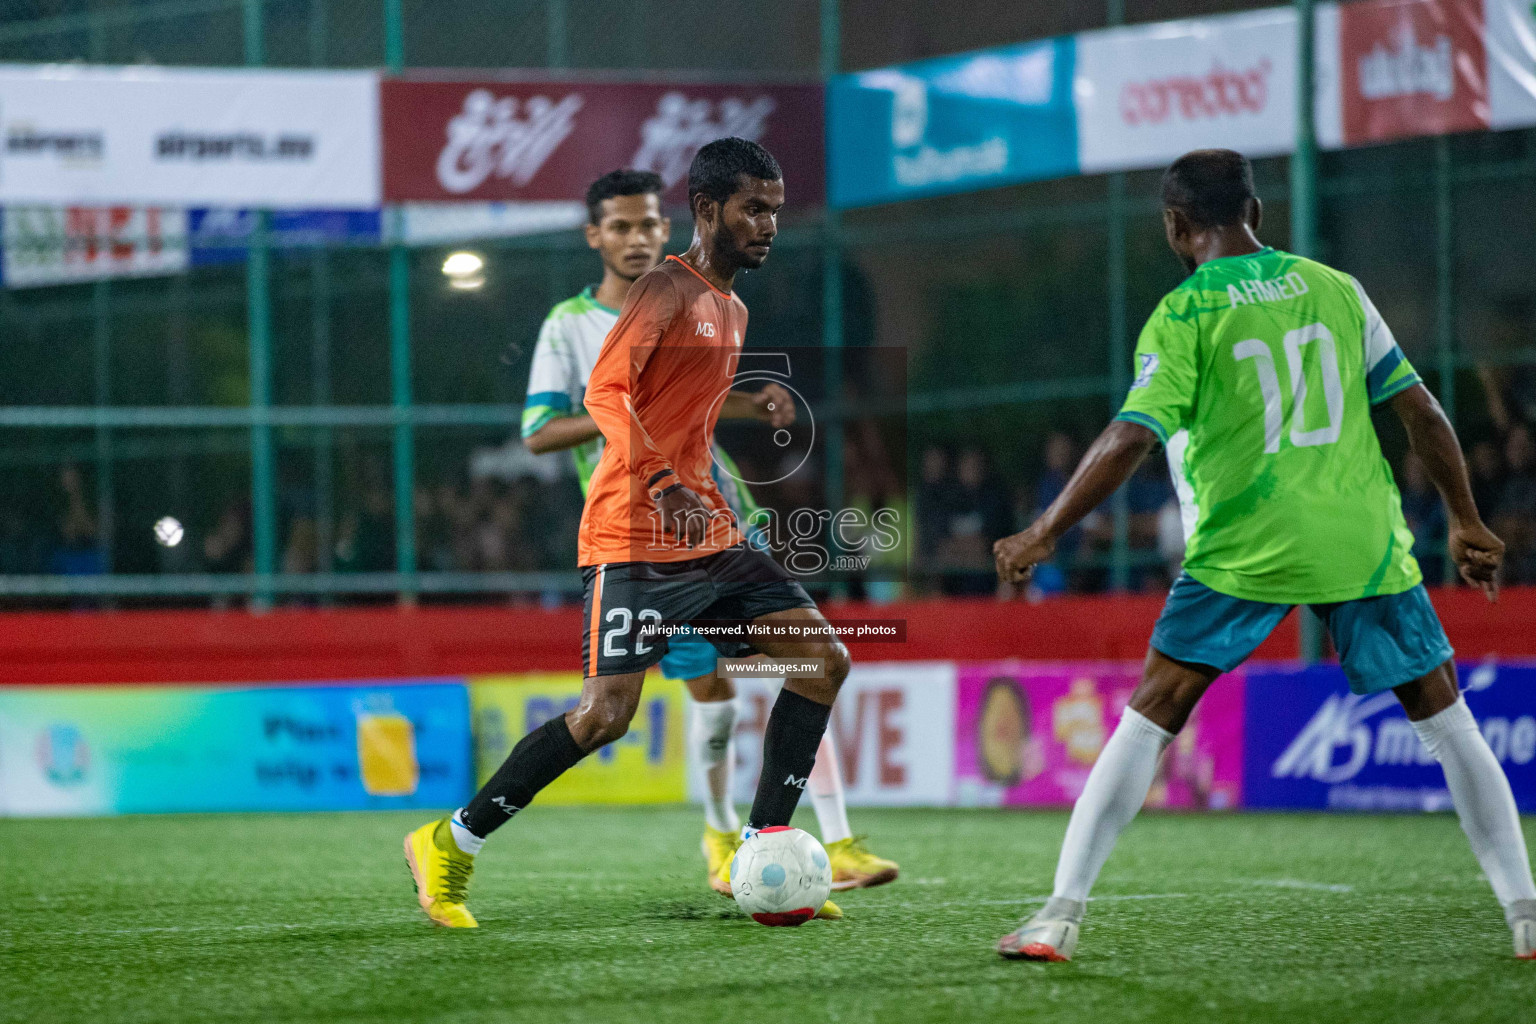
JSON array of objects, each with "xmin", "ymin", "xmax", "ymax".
[{"xmin": 578, "ymin": 255, "xmax": 748, "ymax": 566}]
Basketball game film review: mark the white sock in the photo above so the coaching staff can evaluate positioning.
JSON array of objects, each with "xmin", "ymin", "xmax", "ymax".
[
  {"xmin": 1052, "ymin": 708, "xmax": 1173, "ymax": 903},
  {"xmin": 1411, "ymin": 698, "xmax": 1536, "ymax": 907},
  {"xmin": 449, "ymin": 810, "xmax": 484, "ymax": 855},
  {"xmin": 691, "ymin": 698, "xmax": 740, "ymax": 835},
  {"xmin": 809, "ymin": 731, "xmax": 853, "ymax": 844}
]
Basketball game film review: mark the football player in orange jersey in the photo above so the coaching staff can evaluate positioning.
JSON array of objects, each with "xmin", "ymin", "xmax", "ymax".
[{"xmin": 405, "ymin": 139, "xmax": 854, "ymax": 928}]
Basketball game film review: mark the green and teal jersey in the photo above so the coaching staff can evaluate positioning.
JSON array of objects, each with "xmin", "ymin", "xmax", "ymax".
[
  {"xmin": 522, "ymin": 286, "xmax": 761, "ymax": 521},
  {"xmin": 1117, "ymin": 247, "xmax": 1423, "ymax": 605}
]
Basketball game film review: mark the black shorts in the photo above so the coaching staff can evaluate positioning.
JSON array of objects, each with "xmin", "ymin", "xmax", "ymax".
[{"xmin": 581, "ymin": 544, "xmax": 815, "ymax": 678}]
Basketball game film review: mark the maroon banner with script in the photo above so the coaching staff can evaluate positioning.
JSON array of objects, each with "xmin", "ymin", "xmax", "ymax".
[{"xmin": 381, "ymin": 80, "xmax": 824, "ymax": 206}]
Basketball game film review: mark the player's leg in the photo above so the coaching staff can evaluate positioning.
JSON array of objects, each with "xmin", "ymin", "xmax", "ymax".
[
  {"xmin": 1325, "ymin": 586, "xmax": 1536, "ymax": 958},
  {"xmin": 668, "ymin": 633, "xmax": 743, "ymax": 895},
  {"xmin": 737, "ymin": 605, "xmax": 851, "ymax": 833},
  {"xmin": 405, "ymin": 670, "xmax": 644, "ymax": 927},
  {"xmin": 809, "ymin": 730, "xmax": 901, "ymax": 889},
  {"xmin": 1000, "ymin": 573, "xmax": 1287, "ymax": 960}
]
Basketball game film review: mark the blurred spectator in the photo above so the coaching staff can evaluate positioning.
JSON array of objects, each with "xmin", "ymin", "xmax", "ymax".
[
  {"xmin": 931, "ymin": 448, "xmax": 1014, "ymax": 595},
  {"xmin": 1398, "ymin": 453, "xmax": 1447, "ymax": 585},
  {"xmin": 1027, "ymin": 432, "xmax": 1082, "ymax": 595},
  {"xmin": 915, "ymin": 446, "xmax": 955, "ymax": 567},
  {"xmin": 51, "ymin": 465, "xmax": 105, "ymax": 576},
  {"xmin": 1469, "ymin": 439, "xmax": 1506, "ymax": 523},
  {"xmin": 1492, "ymin": 424, "xmax": 1536, "ymax": 584},
  {"xmin": 203, "ymin": 500, "xmax": 251, "ymax": 574}
]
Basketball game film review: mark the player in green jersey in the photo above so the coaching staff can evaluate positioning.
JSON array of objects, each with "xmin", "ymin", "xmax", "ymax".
[{"xmin": 992, "ymin": 149, "xmax": 1535, "ymax": 962}]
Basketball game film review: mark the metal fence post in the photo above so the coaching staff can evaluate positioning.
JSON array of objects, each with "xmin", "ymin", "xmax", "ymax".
[
  {"xmin": 246, "ymin": 0, "xmax": 276, "ymax": 609},
  {"xmin": 385, "ymin": 0, "xmax": 417, "ymax": 602},
  {"xmin": 821, "ymin": 0, "xmax": 846, "ymax": 593},
  {"xmin": 1107, "ymin": 0, "xmax": 1131, "ymax": 593},
  {"xmin": 1294, "ymin": 0, "xmax": 1324, "ymax": 663},
  {"xmin": 92, "ymin": 280, "xmax": 115, "ymax": 576},
  {"xmin": 1435, "ymin": 135, "xmax": 1457, "ymax": 585}
]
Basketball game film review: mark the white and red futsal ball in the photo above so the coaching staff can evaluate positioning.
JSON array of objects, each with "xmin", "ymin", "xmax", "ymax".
[{"xmin": 729, "ymin": 826, "xmax": 832, "ymax": 926}]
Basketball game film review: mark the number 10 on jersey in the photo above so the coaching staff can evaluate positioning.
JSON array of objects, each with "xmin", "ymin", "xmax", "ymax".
[{"xmin": 1233, "ymin": 322, "xmax": 1344, "ymax": 455}]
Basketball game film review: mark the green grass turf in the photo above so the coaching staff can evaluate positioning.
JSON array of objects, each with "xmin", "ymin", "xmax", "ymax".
[{"xmin": 1, "ymin": 807, "xmax": 1532, "ymax": 1024}]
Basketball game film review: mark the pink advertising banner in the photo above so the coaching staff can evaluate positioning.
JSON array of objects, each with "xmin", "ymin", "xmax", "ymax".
[{"xmin": 954, "ymin": 661, "xmax": 1244, "ymax": 810}]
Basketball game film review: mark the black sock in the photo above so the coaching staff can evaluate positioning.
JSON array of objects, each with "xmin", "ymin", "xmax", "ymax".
[
  {"xmin": 748, "ymin": 689, "xmax": 833, "ymax": 830},
  {"xmin": 459, "ymin": 715, "xmax": 585, "ymax": 838}
]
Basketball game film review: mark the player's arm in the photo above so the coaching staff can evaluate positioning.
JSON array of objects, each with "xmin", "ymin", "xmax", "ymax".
[
  {"xmin": 583, "ymin": 274, "xmax": 709, "ymax": 545},
  {"xmin": 1390, "ymin": 383, "xmax": 1503, "ymax": 600},
  {"xmin": 521, "ymin": 316, "xmax": 602, "ymax": 455},
  {"xmin": 994, "ymin": 421, "xmax": 1158, "ymax": 584},
  {"xmin": 997, "ymin": 298, "xmax": 1196, "ymax": 585},
  {"xmin": 719, "ymin": 384, "xmax": 795, "ymax": 428},
  {"xmin": 525, "ymin": 414, "xmax": 601, "ymax": 455}
]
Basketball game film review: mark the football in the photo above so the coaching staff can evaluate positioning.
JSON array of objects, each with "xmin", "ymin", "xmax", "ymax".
[{"xmin": 728, "ymin": 826, "xmax": 833, "ymax": 926}]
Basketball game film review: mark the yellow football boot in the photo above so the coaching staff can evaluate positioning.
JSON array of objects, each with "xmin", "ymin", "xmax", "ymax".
[
  {"xmin": 703, "ymin": 825, "xmax": 741, "ymax": 896},
  {"xmin": 404, "ymin": 819, "xmax": 478, "ymax": 928},
  {"xmin": 827, "ymin": 835, "xmax": 900, "ymax": 891},
  {"xmin": 715, "ymin": 841, "xmax": 843, "ymax": 920}
]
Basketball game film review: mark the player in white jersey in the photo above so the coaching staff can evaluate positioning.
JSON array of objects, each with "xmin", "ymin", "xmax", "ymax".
[{"xmin": 522, "ymin": 169, "xmax": 898, "ymax": 899}]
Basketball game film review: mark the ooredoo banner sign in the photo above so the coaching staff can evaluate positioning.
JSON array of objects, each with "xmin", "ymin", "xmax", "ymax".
[
  {"xmin": 953, "ymin": 662, "xmax": 1245, "ymax": 810},
  {"xmin": 1074, "ymin": 7, "xmax": 1300, "ymax": 175},
  {"xmin": 381, "ymin": 80, "xmax": 824, "ymax": 206},
  {"xmin": 0, "ymin": 66, "xmax": 380, "ymax": 208}
]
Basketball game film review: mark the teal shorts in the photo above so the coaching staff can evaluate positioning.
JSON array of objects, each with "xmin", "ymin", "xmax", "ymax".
[
  {"xmin": 1151, "ymin": 574, "xmax": 1453, "ymax": 694},
  {"xmin": 659, "ymin": 628, "xmax": 720, "ymax": 681}
]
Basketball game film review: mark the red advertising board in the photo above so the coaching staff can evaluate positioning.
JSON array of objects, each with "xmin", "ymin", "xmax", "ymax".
[
  {"xmin": 1339, "ymin": 0, "xmax": 1489, "ymax": 145},
  {"xmin": 381, "ymin": 80, "xmax": 824, "ymax": 205}
]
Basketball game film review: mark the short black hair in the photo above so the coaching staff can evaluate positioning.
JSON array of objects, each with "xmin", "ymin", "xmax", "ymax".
[
  {"xmin": 1162, "ymin": 149, "xmax": 1256, "ymax": 229},
  {"xmin": 585, "ymin": 169, "xmax": 665, "ymax": 225},
  {"xmin": 686, "ymin": 137, "xmax": 782, "ymax": 213}
]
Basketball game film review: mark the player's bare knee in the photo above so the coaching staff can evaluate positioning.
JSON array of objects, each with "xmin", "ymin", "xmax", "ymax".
[
  {"xmin": 570, "ymin": 691, "xmax": 639, "ymax": 750},
  {"xmin": 824, "ymin": 642, "xmax": 851, "ymax": 690}
]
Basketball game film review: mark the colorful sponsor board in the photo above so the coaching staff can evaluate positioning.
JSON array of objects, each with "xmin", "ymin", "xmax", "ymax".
[
  {"xmin": 0, "ymin": 66, "xmax": 380, "ymax": 208},
  {"xmin": 1074, "ymin": 7, "xmax": 1299, "ymax": 175},
  {"xmin": 1244, "ymin": 660, "xmax": 1536, "ymax": 811},
  {"xmin": 953, "ymin": 662, "xmax": 1245, "ymax": 810},
  {"xmin": 187, "ymin": 207, "xmax": 382, "ymax": 265},
  {"xmin": 827, "ymin": 38, "xmax": 1078, "ymax": 208},
  {"xmin": 0, "ymin": 205, "xmax": 187, "ymax": 288},
  {"xmin": 0, "ymin": 681, "xmax": 470, "ymax": 816},
  {"xmin": 381, "ymin": 80, "xmax": 824, "ymax": 206},
  {"xmin": 471, "ymin": 673, "xmax": 686, "ymax": 804},
  {"xmin": 1488, "ymin": 0, "xmax": 1536, "ymax": 129},
  {"xmin": 1332, "ymin": 0, "xmax": 1491, "ymax": 146},
  {"xmin": 715, "ymin": 662, "xmax": 957, "ymax": 807}
]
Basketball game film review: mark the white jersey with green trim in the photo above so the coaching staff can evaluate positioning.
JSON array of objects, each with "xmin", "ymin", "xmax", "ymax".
[{"xmin": 521, "ymin": 286, "xmax": 761, "ymax": 521}]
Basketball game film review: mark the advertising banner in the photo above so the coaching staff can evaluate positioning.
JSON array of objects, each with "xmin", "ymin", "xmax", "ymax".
[
  {"xmin": 471, "ymin": 673, "xmax": 686, "ymax": 804},
  {"xmin": 0, "ymin": 681, "xmax": 470, "ymax": 816},
  {"xmin": 1488, "ymin": 0, "xmax": 1536, "ymax": 128},
  {"xmin": 1243, "ymin": 660, "xmax": 1536, "ymax": 811},
  {"xmin": 382, "ymin": 80, "xmax": 824, "ymax": 206},
  {"xmin": 1328, "ymin": 0, "xmax": 1491, "ymax": 147},
  {"xmin": 0, "ymin": 205, "xmax": 187, "ymax": 288},
  {"xmin": 0, "ymin": 66, "xmax": 380, "ymax": 207},
  {"xmin": 1075, "ymin": 7, "xmax": 1299, "ymax": 175},
  {"xmin": 953, "ymin": 661, "xmax": 1245, "ymax": 810},
  {"xmin": 394, "ymin": 201, "xmax": 586, "ymax": 245},
  {"xmin": 827, "ymin": 39, "xmax": 1078, "ymax": 208},
  {"xmin": 716, "ymin": 662, "xmax": 957, "ymax": 807},
  {"xmin": 188, "ymin": 207, "xmax": 381, "ymax": 265}
]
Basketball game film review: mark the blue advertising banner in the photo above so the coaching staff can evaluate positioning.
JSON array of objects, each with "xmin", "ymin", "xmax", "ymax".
[
  {"xmin": 0, "ymin": 680, "xmax": 470, "ymax": 816},
  {"xmin": 827, "ymin": 37, "xmax": 1079, "ymax": 208},
  {"xmin": 188, "ymin": 207, "xmax": 381, "ymax": 265},
  {"xmin": 1244, "ymin": 662, "xmax": 1536, "ymax": 812}
]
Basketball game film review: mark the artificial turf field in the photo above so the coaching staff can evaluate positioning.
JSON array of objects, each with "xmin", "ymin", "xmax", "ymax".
[{"xmin": 2, "ymin": 807, "xmax": 1532, "ymax": 1024}]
